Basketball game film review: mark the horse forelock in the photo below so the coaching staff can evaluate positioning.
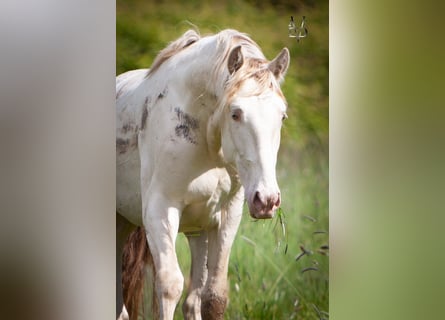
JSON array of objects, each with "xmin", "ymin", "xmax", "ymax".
[
  {"xmin": 225, "ymin": 59, "xmax": 284, "ymax": 99},
  {"xmin": 219, "ymin": 34, "xmax": 285, "ymax": 104}
]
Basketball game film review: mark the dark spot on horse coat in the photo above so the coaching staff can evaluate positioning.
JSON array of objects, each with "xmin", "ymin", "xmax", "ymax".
[
  {"xmin": 116, "ymin": 138, "xmax": 130, "ymax": 154},
  {"xmin": 174, "ymin": 107, "xmax": 199, "ymax": 144},
  {"xmin": 157, "ymin": 87, "xmax": 168, "ymax": 100},
  {"xmin": 141, "ymin": 108, "xmax": 148, "ymax": 131},
  {"xmin": 121, "ymin": 122, "xmax": 138, "ymax": 134},
  {"xmin": 116, "ymin": 135, "xmax": 138, "ymax": 154},
  {"xmin": 140, "ymin": 97, "xmax": 151, "ymax": 130},
  {"xmin": 122, "ymin": 123, "xmax": 131, "ymax": 133}
]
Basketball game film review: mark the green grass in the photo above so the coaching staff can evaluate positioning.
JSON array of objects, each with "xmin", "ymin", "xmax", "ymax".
[{"xmin": 117, "ymin": 0, "xmax": 328, "ymax": 318}]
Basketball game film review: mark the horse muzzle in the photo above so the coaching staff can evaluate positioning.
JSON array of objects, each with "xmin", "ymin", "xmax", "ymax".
[{"xmin": 248, "ymin": 190, "xmax": 281, "ymax": 219}]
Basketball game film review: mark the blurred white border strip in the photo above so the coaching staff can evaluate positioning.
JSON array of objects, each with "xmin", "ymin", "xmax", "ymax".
[{"xmin": 0, "ymin": 1, "xmax": 115, "ymax": 319}]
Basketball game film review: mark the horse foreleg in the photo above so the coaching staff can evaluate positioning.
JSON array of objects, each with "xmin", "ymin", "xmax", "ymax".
[
  {"xmin": 142, "ymin": 192, "xmax": 184, "ymax": 320},
  {"xmin": 183, "ymin": 232, "xmax": 208, "ymax": 320},
  {"xmin": 202, "ymin": 195, "xmax": 244, "ymax": 320}
]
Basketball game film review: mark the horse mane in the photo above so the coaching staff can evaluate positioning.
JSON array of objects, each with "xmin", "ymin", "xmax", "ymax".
[
  {"xmin": 146, "ymin": 29, "xmax": 200, "ymax": 77},
  {"xmin": 145, "ymin": 29, "xmax": 284, "ymax": 100}
]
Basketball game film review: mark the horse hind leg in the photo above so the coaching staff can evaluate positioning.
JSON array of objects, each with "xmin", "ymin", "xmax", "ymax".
[{"xmin": 182, "ymin": 232, "xmax": 208, "ymax": 320}]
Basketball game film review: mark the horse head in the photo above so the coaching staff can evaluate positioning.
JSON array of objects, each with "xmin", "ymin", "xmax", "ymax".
[{"xmin": 219, "ymin": 44, "xmax": 290, "ymax": 219}]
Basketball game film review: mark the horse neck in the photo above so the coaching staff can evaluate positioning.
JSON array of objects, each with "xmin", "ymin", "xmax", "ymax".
[{"xmin": 171, "ymin": 36, "xmax": 228, "ymax": 102}]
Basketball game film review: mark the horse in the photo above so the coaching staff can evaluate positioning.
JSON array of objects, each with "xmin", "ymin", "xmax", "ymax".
[{"xmin": 116, "ymin": 29, "xmax": 290, "ymax": 320}]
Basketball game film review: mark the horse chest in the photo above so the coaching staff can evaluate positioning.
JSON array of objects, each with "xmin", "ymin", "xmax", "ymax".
[{"xmin": 179, "ymin": 168, "xmax": 232, "ymax": 233}]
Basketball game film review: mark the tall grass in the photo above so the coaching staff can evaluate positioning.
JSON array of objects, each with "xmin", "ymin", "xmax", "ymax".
[
  {"xmin": 173, "ymin": 151, "xmax": 328, "ymax": 319},
  {"xmin": 117, "ymin": 0, "xmax": 328, "ymax": 318}
]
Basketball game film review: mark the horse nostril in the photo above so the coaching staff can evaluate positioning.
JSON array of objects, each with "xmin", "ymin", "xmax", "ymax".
[
  {"xmin": 253, "ymin": 191, "xmax": 281, "ymax": 213},
  {"xmin": 275, "ymin": 194, "xmax": 281, "ymax": 207},
  {"xmin": 254, "ymin": 191, "xmax": 262, "ymax": 207}
]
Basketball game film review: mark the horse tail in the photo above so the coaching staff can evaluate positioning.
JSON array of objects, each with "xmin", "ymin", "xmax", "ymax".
[{"xmin": 122, "ymin": 226, "xmax": 158, "ymax": 320}]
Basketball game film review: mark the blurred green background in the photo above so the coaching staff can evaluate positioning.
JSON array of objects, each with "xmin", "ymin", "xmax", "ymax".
[{"xmin": 117, "ymin": 0, "xmax": 328, "ymax": 318}]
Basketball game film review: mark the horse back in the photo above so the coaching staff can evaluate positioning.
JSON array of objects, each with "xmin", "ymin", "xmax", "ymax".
[{"xmin": 116, "ymin": 69, "xmax": 149, "ymax": 225}]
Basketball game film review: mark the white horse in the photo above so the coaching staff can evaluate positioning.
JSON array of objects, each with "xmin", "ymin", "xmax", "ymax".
[{"xmin": 116, "ymin": 29, "xmax": 290, "ymax": 320}]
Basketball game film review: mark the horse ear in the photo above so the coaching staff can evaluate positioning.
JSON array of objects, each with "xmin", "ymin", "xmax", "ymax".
[
  {"xmin": 228, "ymin": 45, "xmax": 244, "ymax": 74},
  {"xmin": 268, "ymin": 48, "xmax": 290, "ymax": 82}
]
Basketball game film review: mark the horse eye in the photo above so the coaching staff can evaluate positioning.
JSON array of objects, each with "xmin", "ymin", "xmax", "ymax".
[
  {"xmin": 231, "ymin": 109, "xmax": 242, "ymax": 122},
  {"xmin": 282, "ymin": 113, "xmax": 288, "ymax": 121}
]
